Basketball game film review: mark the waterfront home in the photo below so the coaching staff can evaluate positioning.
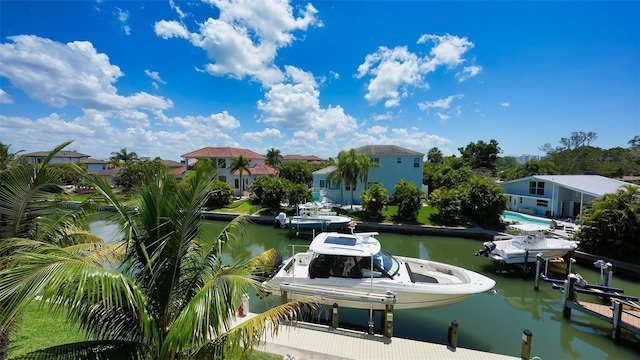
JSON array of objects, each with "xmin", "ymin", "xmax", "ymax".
[
  {"xmin": 181, "ymin": 147, "xmax": 276, "ymax": 197},
  {"xmin": 498, "ymin": 175, "xmax": 633, "ymax": 219},
  {"xmin": 312, "ymin": 145, "xmax": 426, "ymax": 205},
  {"xmin": 23, "ymin": 150, "xmax": 91, "ymax": 165}
]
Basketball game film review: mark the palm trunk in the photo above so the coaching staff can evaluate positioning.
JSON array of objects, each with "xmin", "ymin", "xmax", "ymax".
[{"xmin": 0, "ymin": 326, "xmax": 9, "ymax": 360}]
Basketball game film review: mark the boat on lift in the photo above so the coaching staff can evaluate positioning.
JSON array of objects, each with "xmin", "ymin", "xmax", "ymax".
[
  {"xmin": 263, "ymin": 230, "xmax": 496, "ymax": 310},
  {"xmin": 274, "ymin": 202, "xmax": 352, "ymax": 231},
  {"xmin": 475, "ymin": 231, "xmax": 579, "ymax": 264}
]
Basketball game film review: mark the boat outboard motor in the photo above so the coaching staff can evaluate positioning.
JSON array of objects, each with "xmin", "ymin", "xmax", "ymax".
[
  {"xmin": 274, "ymin": 212, "xmax": 287, "ymax": 228},
  {"xmin": 475, "ymin": 242, "xmax": 496, "ymax": 257}
]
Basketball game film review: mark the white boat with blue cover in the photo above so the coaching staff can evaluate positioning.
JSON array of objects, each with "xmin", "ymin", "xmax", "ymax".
[
  {"xmin": 264, "ymin": 231, "xmax": 496, "ymax": 310},
  {"xmin": 275, "ymin": 202, "xmax": 352, "ymax": 231},
  {"xmin": 475, "ymin": 232, "xmax": 579, "ymax": 264}
]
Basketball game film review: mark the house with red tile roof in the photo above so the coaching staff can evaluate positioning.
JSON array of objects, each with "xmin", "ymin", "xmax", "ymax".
[{"xmin": 181, "ymin": 147, "xmax": 276, "ymax": 196}]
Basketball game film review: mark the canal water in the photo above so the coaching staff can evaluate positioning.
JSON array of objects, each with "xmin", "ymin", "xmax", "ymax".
[{"xmin": 92, "ymin": 219, "xmax": 640, "ymax": 359}]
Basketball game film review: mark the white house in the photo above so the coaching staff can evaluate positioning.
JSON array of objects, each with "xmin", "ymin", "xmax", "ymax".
[
  {"xmin": 498, "ymin": 175, "xmax": 634, "ymax": 219},
  {"xmin": 181, "ymin": 147, "xmax": 276, "ymax": 196},
  {"xmin": 23, "ymin": 150, "xmax": 91, "ymax": 165},
  {"xmin": 312, "ymin": 145, "xmax": 425, "ymax": 205}
]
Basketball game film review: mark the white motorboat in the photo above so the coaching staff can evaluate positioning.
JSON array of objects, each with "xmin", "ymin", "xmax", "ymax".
[
  {"xmin": 274, "ymin": 202, "xmax": 352, "ymax": 231},
  {"xmin": 263, "ymin": 231, "xmax": 496, "ymax": 310},
  {"xmin": 475, "ymin": 232, "xmax": 579, "ymax": 264}
]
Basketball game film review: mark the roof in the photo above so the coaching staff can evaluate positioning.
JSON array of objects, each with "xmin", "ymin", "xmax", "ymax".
[
  {"xmin": 23, "ymin": 150, "xmax": 90, "ymax": 158},
  {"xmin": 503, "ymin": 175, "xmax": 634, "ymax": 197},
  {"xmin": 231, "ymin": 163, "xmax": 277, "ymax": 176},
  {"xmin": 355, "ymin": 145, "xmax": 423, "ymax": 157},
  {"xmin": 283, "ymin": 154, "xmax": 325, "ymax": 162},
  {"xmin": 160, "ymin": 159, "xmax": 184, "ymax": 168},
  {"xmin": 312, "ymin": 165, "xmax": 336, "ymax": 175},
  {"xmin": 79, "ymin": 158, "xmax": 108, "ymax": 164},
  {"xmin": 181, "ymin": 147, "xmax": 266, "ymax": 160}
]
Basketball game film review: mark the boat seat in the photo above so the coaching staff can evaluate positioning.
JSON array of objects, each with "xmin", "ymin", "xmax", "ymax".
[
  {"xmin": 308, "ymin": 256, "xmax": 331, "ymax": 279},
  {"xmin": 405, "ymin": 262, "xmax": 438, "ymax": 284}
]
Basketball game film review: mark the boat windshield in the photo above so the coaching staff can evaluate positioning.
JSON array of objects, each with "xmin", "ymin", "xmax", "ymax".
[{"xmin": 373, "ymin": 250, "xmax": 400, "ymax": 277}]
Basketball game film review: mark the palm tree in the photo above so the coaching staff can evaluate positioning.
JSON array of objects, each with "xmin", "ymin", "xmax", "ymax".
[
  {"xmin": 329, "ymin": 149, "xmax": 368, "ymax": 209},
  {"xmin": 358, "ymin": 154, "xmax": 379, "ymax": 191},
  {"xmin": 265, "ymin": 148, "xmax": 283, "ymax": 169},
  {"xmin": 109, "ymin": 148, "xmax": 139, "ymax": 168},
  {"xmin": 0, "ymin": 143, "xmax": 24, "ymax": 173},
  {"xmin": 230, "ymin": 155, "xmax": 252, "ymax": 197},
  {"xmin": 427, "ymin": 147, "xmax": 443, "ymax": 163},
  {"xmin": 0, "ymin": 141, "xmax": 100, "ymax": 360},
  {"xmin": 0, "ymin": 166, "xmax": 314, "ymax": 359}
]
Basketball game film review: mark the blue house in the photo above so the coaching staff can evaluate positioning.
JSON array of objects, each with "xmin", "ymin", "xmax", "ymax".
[
  {"xmin": 498, "ymin": 175, "xmax": 633, "ymax": 219},
  {"xmin": 312, "ymin": 145, "xmax": 425, "ymax": 206}
]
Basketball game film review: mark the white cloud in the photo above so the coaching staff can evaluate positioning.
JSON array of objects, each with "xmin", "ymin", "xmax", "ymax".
[
  {"xmin": 145, "ymin": 69, "xmax": 166, "ymax": 91},
  {"xmin": 155, "ymin": 0, "xmax": 322, "ymax": 86},
  {"xmin": 0, "ymin": 35, "xmax": 173, "ymax": 112},
  {"xmin": 242, "ymin": 127, "xmax": 284, "ymax": 143},
  {"xmin": 0, "ymin": 89, "xmax": 12, "ymax": 104},
  {"xmin": 418, "ymin": 94, "xmax": 464, "ymax": 111},
  {"xmin": 169, "ymin": 0, "xmax": 186, "ymax": 19},
  {"xmin": 456, "ymin": 65, "xmax": 482, "ymax": 82},
  {"xmin": 116, "ymin": 7, "xmax": 131, "ymax": 35},
  {"xmin": 501, "ymin": 102, "xmax": 510, "ymax": 108},
  {"xmin": 367, "ymin": 125, "xmax": 388, "ymax": 135},
  {"xmin": 371, "ymin": 112, "xmax": 395, "ymax": 121},
  {"xmin": 357, "ymin": 34, "xmax": 476, "ymax": 107},
  {"xmin": 436, "ymin": 112, "xmax": 449, "ymax": 122},
  {"xmin": 257, "ymin": 66, "xmax": 358, "ymax": 140}
]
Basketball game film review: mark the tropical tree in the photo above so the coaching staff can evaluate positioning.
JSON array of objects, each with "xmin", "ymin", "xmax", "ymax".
[
  {"xmin": 576, "ymin": 185, "xmax": 640, "ymax": 262},
  {"xmin": 361, "ymin": 183, "xmax": 389, "ymax": 218},
  {"xmin": 329, "ymin": 149, "xmax": 363, "ymax": 209},
  {"xmin": 278, "ymin": 162, "xmax": 313, "ymax": 186},
  {"xmin": 1, "ymin": 166, "xmax": 314, "ymax": 359},
  {"xmin": 0, "ymin": 143, "xmax": 24, "ymax": 173},
  {"xmin": 459, "ymin": 177, "xmax": 508, "ymax": 228},
  {"xmin": 427, "ymin": 147, "xmax": 443, "ymax": 163},
  {"xmin": 458, "ymin": 139, "xmax": 502, "ymax": 172},
  {"xmin": 230, "ymin": 155, "xmax": 252, "ymax": 197},
  {"xmin": 0, "ymin": 141, "xmax": 100, "ymax": 359},
  {"xmin": 109, "ymin": 147, "xmax": 139, "ymax": 168},
  {"xmin": 265, "ymin": 148, "xmax": 283, "ymax": 169},
  {"xmin": 391, "ymin": 179, "xmax": 424, "ymax": 220},
  {"xmin": 358, "ymin": 154, "xmax": 379, "ymax": 191},
  {"xmin": 114, "ymin": 159, "xmax": 168, "ymax": 192}
]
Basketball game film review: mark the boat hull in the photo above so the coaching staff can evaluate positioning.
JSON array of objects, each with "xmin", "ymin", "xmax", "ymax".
[{"xmin": 265, "ymin": 254, "xmax": 495, "ymax": 310}]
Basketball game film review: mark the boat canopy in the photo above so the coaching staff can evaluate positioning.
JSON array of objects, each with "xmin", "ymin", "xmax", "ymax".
[{"xmin": 309, "ymin": 232, "xmax": 381, "ymax": 257}]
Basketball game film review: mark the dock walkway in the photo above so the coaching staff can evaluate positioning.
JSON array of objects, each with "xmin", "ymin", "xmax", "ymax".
[{"xmin": 239, "ymin": 313, "xmax": 518, "ymax": 360}]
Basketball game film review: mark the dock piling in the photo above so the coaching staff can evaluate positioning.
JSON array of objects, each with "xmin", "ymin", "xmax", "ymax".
[
  {"xmin": 384, "ymin": 304, "xmax": 394, "ymax": 338},
  {"xmin": 447, "ymin": 320, "xmax": 459, "ymax": 349},
  {"xmin": 331, "ymin": 303, "xmax": 339, "ymax": 329},
  {"xmin": 534, "ymin": 254, "xmax": 543, "ymax": 291},
  {"xmin": 611, "ymin": 300, "xmax": 622, "ymax": 341},
  {"xmin": 520, "ymin": 329, "xmax": 533, "ymax": 360}
]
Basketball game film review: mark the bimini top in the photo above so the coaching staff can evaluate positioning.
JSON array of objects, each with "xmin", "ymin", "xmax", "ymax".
[{"xmin": 309, "ymin": 232, "xmax": 381, "ymax": 257}]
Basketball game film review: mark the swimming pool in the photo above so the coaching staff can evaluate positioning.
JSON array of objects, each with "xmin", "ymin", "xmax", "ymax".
[{"xmin": 501, "ymin": 211, "xmax": 552, "ymax": 226}]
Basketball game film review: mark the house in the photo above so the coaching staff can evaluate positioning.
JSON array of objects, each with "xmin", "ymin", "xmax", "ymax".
[
  {"xmin": 23, "ymin": 150, "xmax": 91, "ymax": 165},
  {"xmin": 282, "ymin": 154, "xmax": 325, "ymax": 163},
  {"xmin": 80, "ymin": 158, "xmax": 109, "ymax": 172},
  {"xmin": 181, "ymin": 147, "xmax": 275, "ymax": 196},
  {"xmin": 498, "ymin": 175, "xmax": 634, "ymax": 219},
  {"xmin": 312, "ymin": 145, "xmax": 425, "ymax": 205}
]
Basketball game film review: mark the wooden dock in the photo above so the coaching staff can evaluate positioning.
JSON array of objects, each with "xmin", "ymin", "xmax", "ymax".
[
  {"xmin": 238, "ymin": 313, "xmax": 520, "ymax": 360},
  {"xmin": 560, "ymin": 273, "xmax": 640, "ymax": 341}
]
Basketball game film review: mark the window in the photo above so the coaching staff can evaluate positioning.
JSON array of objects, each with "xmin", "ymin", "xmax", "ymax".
[
  {"xmin": 413, "ymin": 157, "xmax": 420, "ymax": 168},
  {"xmin": 218, "ymin": 176, "xmax": 226, "ymax": 182},
  {"xmin": 397, "ymin": 157, "xmax": 401, "ymax": 164},
  {"xmin": 372, "ymin": 157, "xmax": 380, "ymax": 164},
  {"xmin": 529, "ymin": 181, "xmax": 545, "ymax": 195},
  {"xmin": 217, "ymin": 158, "xmax": 226, "ymax": 168},
  {"xmin": 345, "ymin": 184, "xmax": 356, "ymax": 191},
  {"xmin": 519, "ymin": 197, "xmax": 522, "ymax": 204},
  {"xmin": 319, "ymin": 180, "xmax": 326, "ymax": 188},
  {"xmin": 536, "ymin": 199, "xmax": 549, "ymax": 207},
  {"xmin": 234, "ymin": 179, "xmax": 239, "ymax": 189}
]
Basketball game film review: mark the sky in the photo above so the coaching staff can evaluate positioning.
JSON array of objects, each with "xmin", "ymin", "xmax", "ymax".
[{"xmin": 1, "ymin": 1, "xmax": 639, "ymax": 162}]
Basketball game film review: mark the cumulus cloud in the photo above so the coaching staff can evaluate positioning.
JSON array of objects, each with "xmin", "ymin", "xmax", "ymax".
[
  {"xmin": 242, "ymin": 127, "xmax": 284, "ymax": 143},
  {"xmin": 501, "ymin": 102, "xmax": 510, "ymax": 108},
  {"xmin": 418, "ymin": 94, "xmax": 464, "ymax": 111},
  {"xmin": 0, "ymin": 89, "xmax": 12, "ymax": 104},
  {"xmin": 155, "ymin": 0, "xmax": 322, "ymax": 86},
  {"xmin": 0, "ymin": 35, "xmax": 173, "ymax": 111},
  {"xmin": 357, "ymin": 34, "xmax": 476, "ymax": 108},
  {"xmin": 456, "ymin": 65, "xmax": 482, "ymax": 82}
]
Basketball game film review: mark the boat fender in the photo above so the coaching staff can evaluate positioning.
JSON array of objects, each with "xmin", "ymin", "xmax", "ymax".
[{"xmin": 474, "ymin": 242, "xmax": 496, "ymax": 257}]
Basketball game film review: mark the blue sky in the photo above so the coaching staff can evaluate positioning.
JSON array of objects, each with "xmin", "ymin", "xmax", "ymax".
[{"xmin": 1, "ymin": 1, "xmax": 639, "ymax": 162}]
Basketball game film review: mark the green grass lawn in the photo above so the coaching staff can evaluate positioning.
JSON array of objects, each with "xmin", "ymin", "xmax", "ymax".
[{"xmin": 11, "ymin": 301, "xmax": 281, "ymax": 360}]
